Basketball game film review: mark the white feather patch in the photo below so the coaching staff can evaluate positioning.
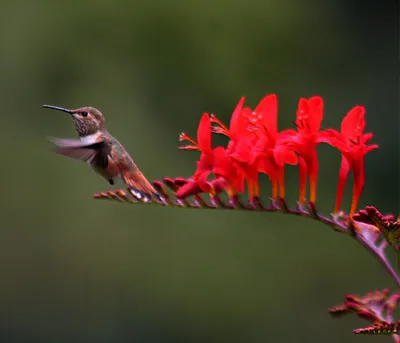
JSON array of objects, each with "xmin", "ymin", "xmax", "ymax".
[{"xmin": 80, "ymin": 132, "xmax": 102, "ymax": 145}]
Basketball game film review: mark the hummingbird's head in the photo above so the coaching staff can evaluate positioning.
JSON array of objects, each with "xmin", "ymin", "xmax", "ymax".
[{"xmin": 43, "ymin": 105, "xmax": 105, "ymax": 137}]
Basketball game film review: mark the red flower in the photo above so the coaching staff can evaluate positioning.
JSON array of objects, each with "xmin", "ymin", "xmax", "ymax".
[
  {"xmin": 245, "ymin": 94, "xmax": 297, "ymax": 198},
  {"xmin": 178, "ymin": 113, "xmax": 243, "ymax": 196},
  {"xmin": 280, "ymin": 96, "xmax": 325, "ymax": 204},
  {"xmin": 175, "ymin": 93, "xmax": 378, "ymax": 217},
  {"xmin": 212, "ymin": 94, "xmax": 297, "ymax": 199},
  {"xmin": 322, "ymin": 105, "xmax": 378, "ymax": 216},
  {"xmin": 211, "ymin": 96, "xmax": 260, "ymax": 198}
]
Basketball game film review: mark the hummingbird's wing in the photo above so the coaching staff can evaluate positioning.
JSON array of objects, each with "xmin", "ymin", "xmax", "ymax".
[{"xmin": 49, "ymin": 137, "xmax": 110, "ymax": 166}]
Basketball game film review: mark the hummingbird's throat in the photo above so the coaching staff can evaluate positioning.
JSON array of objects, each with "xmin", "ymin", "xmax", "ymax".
[
  {"xmin": 74, "ymin": 118, "xmax": 102, "ymax": 137},
  {"xmin": 79, "ymin": 131, "xmax": 103, "ymax": 145}
]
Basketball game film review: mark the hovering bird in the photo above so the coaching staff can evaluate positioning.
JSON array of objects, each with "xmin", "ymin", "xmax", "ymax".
[{"xmin": 43, "ymin": 105, "xmax": 159, "ymax": 201}]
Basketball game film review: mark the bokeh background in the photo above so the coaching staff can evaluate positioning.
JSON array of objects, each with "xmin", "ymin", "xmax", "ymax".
[{"xmin": 0, "ymin": 0, "xmax": 398, "ymax": 342}]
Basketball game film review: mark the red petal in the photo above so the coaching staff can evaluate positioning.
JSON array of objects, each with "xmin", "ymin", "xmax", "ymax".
[
  {"xmin": 257, "ymin": 94, "xmax": 278, "ymax": 135},
  {"xmin": 341, "ymin": 106, "xmax": 366, "ymax": 140},
  {"xmin": 241, "ymin": 107, "xmax": 252, "ymax": 116},
  {"xmin": 229, "ymin": 137, "xmax": 252, "ymax": 163},
  {"xmin": 365, "ymin": 144, "xmax": 379, "ymax": 154},
  {"xmin": 335, "ymin": 156, "xmax": 350, "ymax": 213},
  {"xmin": 229, "ymin": 151, "xmax": 247, "ymax": 163},
  {"xmin": 285, "ymin": 150, "xmax": 298, "ymax": 165},
  {"xmin": 248, "ymin": 151, "xmax": 260, "ymax": 165},
  {"xmin": 279, "ymin": 129, "xmax": 297, "ymax": 138},
  {"xmin": 229, "ymin": 96, "xmax": 246, "ymax": 139},
  {"xmin": 197, "ymin": 170, "xmax": 212, "ymax": 193},
  {"xmin": 296, "ymin": 98, "xmax": 309, "ymax": 122},
  {"xmin": 212, "ymin": 147, "xmax": 232, "ymax": 178},
  {"xmin": 249, "ymin": 136, "xmax": 268, "ymax": 165},
  {"xmin": 277, "ymin": 129, "xmax": 298, "ymax": 150},
  {"xmin": 196, "ymin": 152, "xmax": 213, "ymax": 172},
  {"xmin": 362, "ymin": 132, "xmax": 374, "ymax": 144},
  {"xmin": 197, "ymin": 113, "xmax": 212, "ymax": 152},
  {"xmin": 257, "ymin": 158, "xmax": 276, "ymax": 178},
  {"xmin": 317, "ymin": 129, "xmax": 346, "ymax": 149},
  {"xmin": 308, "ymin": 96, "xmax": 324, "ymax": 133},
  {"xmin": 273, "ymin": 146, "xmax": 286, "ymax": 167}
]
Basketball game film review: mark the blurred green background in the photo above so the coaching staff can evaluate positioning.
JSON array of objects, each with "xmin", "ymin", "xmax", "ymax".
[{"xmin": 0, "ymin": 0, "xmax": 398, "ymax": 342}]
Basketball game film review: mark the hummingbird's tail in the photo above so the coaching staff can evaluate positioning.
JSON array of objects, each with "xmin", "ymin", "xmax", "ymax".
[{"xmin": 122, "ymin": 170, "xmax": 161, "ymax": 203}]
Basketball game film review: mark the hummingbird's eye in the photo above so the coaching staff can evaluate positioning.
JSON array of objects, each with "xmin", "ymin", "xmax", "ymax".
[{"xmin": 81, "ymin": 111, "xmax": 88, "ymax": 117}]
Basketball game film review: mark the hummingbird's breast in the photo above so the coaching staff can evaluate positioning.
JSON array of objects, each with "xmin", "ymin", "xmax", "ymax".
[
  {"xmin": 92, "ymin": 155, "xmax": 121, "ymax": 181},
  {"xmin": 89, "ymin": 130, "xmax": 139, "ymax": 183}
]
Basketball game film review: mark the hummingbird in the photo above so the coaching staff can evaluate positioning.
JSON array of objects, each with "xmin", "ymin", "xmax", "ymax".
[{"xmin": 43, "ymin": 104, "xmax": 159, "ymax": 202}]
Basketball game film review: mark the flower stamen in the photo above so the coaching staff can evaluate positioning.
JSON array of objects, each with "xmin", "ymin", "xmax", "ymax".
[
  {"xmin": 210, "ymin": 114, "xmax": 230, "ymax": 137},
  {"xmin": 178, "ymin": 132, "xmax": 199, "ymax": 150}
]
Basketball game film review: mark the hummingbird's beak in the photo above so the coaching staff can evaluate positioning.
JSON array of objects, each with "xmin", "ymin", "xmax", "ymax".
[{"xmin": 42, "ymin": 105, "xmax": 73, "ymax": 114}]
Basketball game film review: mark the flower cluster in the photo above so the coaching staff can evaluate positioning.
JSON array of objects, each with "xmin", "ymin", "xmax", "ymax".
[
  {"xmin": 177, "ymin": 94, "xmax": 378, "ymax": 216},
  {"xmin": 329, "ymin": 289, "xmax": 400, "ymax": 322},
  {"xmin": 354, "ymin": 206, "xmax": 400, "ymax": 248},
  {"xmin": 329, "ymin": 288, "xmax": 400, "ymax": 339}
]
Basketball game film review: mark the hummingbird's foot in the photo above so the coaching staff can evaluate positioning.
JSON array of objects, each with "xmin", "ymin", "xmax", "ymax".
[{"xmin": 108, "ymin": 179, "xmax": 115, "ymax": 185}]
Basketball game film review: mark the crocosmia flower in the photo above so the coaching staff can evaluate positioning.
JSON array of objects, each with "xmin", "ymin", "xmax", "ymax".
[
  {"xmin": 173, "ymin": 93, "xmax": 378, "ymax": 218},
  {"xmin": 178, "ymin": 113, "xmax": 243, "ymax": 197},
  {"xmin": 322, "ymin": 105, "xmax": 378, "ymax": 216},
  {"xmin": 281, "ymin": 96, "xmax": 325, "ymax": 204},
  {"xmin": 212, "ymin": 94, "xmax": 297, "ymax": 199},
  {"xmin": 245, "ymin": 94, "xmax": 298, "ymax": 198}
]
